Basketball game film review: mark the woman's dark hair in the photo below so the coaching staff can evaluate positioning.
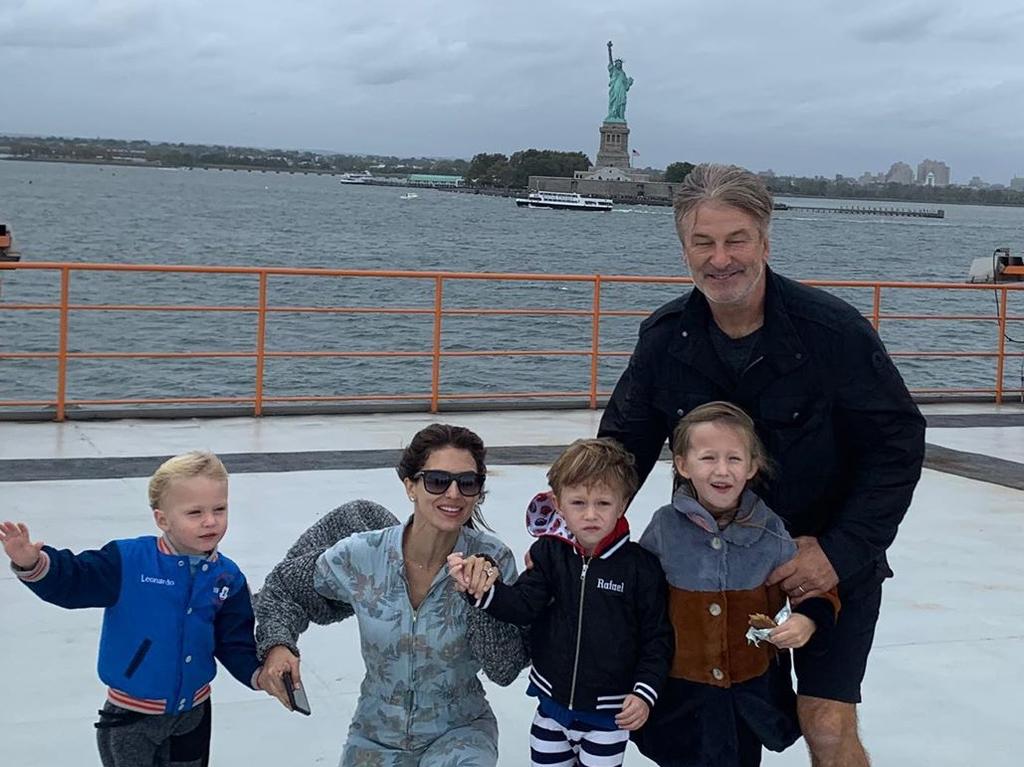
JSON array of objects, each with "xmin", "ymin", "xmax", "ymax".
[{"xmin": 397, "ymin": 423, "xmax": 490, "ymax": 529}]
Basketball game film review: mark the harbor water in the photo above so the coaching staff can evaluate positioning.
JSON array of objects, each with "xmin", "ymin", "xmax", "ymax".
[{"xmin": 2, "ymin": 159, "xmax": 1023, "ymax": 406}]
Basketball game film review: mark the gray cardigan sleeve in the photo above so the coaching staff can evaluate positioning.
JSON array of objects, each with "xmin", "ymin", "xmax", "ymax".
[
  {"xmin": 464, "ymin": 541, "xmax": 531, "ymax": 685},
  {"xmin": 254, "ymin": 500, "xmax": 399, "ymax": 658}
]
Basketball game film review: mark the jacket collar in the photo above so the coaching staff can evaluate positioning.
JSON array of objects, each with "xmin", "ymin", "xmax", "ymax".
[
  {"xmin": 670, "ymin": 267, "xmax": 808, "ymax": 395},
  {"xmin": 526, "ymin": 490, "xmax": 631, "ymax": 559},
  {"xmin": 671, "ymin": 487, "xmax": 771, "ymax": 547}
]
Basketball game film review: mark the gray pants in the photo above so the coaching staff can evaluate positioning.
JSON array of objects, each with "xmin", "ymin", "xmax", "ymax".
[{"xmin": 95, "ymin": 699, "xmax": 211, "ymax": 767}]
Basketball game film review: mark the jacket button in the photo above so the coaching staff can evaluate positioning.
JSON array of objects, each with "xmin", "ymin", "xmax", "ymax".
[
  {"xmin": 795, "ymin": 352, "xmax": 803, "ymax": 360},
  {"xmin": 712, "ymin": 668, "xmax": 724, "ymax": 681},
  {"xmin": 186, "ymin": 607, "xmax": 193, "ymax": 615},
  {"xmin": 201, "ymin": 564, "xmax": 209, "ymax": 572},
  {"xmin": 676, "ymin": 408, "xmax": 685, "ymax": 417},
  {"xmin": 681, "ymin": 330, "xmax": 688, "ymax": 338},
  {"xmin": 711, "ymin": 537, "xmax": 722, "ymax": 550},
  {"xmin": 178, "ymin": 560, "xmax": 185, "ymax": 567},
  {"xmin": 709, "ymin": 603, "xmax": 722, "ymax": 617},
  {"xmin": 792, "ymin": 411, "xmax": 800, "ymax": 420},
  {"xmin": 185, "ymin": 655, "xmax": 192, "ymax": 663}
]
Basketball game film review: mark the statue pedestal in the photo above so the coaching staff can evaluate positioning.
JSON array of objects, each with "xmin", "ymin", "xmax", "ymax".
[{"xmin": 595, "ymin": 122, "xmax": 631, "ymax": 169}]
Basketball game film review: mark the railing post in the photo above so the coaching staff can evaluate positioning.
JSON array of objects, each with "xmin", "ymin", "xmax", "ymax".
[
  {"xmin": 430, "ymin": 276, "xmax": 444, "ymax": 413},
  {"xmin": 253, "ymin": 271, "xmax": 268, "ymax": 416},
  {"xmin": 995, "ymin": 287, "xmax": 1009, "ymax": 404},
  {"xmin": 55, "ymin": 267, "xmax": 70, "ymax": 422},
  {"xmin": 871, "ymin": 284, "xmax": 881, "ymax": 331},
  {"xmin": 589, "ymin": 275, "xmax": 602, "ymax": 409}
]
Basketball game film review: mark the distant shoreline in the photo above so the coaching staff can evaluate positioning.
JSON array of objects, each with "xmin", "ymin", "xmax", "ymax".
[{"xmin": 6, "ymin": 155, "xmax": 1024, "ymax": 209}]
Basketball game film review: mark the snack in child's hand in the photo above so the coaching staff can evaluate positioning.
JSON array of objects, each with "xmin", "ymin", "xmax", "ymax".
[{"xmin": 748, "ymin": 613, "xmax": 777, "ymax": 630}]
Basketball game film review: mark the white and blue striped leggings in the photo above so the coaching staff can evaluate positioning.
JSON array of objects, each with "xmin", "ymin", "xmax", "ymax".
[{"xmin": 529, "ymin": 711, "xmax": 630, "ymax": 767}]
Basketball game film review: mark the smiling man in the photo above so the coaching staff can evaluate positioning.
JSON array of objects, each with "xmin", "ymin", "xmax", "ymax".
[{"xmin": 599, "ymin": 164, "xmax": 926, "ymax": 767}]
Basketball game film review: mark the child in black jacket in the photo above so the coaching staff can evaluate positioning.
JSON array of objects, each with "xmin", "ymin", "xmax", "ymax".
[{"xmin": 449, "ymin": 438, "xmax": 672, "ymax": 767}]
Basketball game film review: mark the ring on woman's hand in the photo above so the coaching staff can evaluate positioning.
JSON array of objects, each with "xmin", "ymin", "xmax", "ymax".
[
  {"xmin": 796, "ymin": 584, "xmax": 806, "ymax": 595},
  {"xmin": 484, "ymin": 567, "xmax": 495, "ymax": 577}
]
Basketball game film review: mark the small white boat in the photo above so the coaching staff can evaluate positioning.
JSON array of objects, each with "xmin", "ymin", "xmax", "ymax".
[
  {"xmin": 399, "ymin": 192, "xmax": 419, "ymax": 200},
  {"xmin": 514, "ymin": 191, "xmax": 613, "ymax": 212},
  {"xmin": 338, "ymin": 171, "xmax": 372, "ymax": 184}
]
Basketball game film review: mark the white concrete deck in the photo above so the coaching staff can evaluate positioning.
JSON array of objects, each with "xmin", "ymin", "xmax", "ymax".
[{"xmin": 1, "ymin": 407, "xmax": 1021, "ymax": 766}]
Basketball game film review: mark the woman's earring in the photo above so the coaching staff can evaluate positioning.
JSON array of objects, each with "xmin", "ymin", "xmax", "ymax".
[{"xmin": 408, "ymin": 495, "xmax": 415, "ymax": 502}]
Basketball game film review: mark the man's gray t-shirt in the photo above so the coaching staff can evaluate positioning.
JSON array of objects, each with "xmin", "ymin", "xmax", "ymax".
[{"xmin": 708, "ymin": 320, "xmax": 762, "ymax": 380}]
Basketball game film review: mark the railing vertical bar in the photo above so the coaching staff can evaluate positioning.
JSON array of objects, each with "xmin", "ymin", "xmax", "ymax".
[
  {"xmin": 253, "ymin": 271, "xmax": 269, "ymax": 416},
  {"xmin": 995, "ymin": 288, "xmax": 1009, "ymax": 404},
  {"xmin": 430, "ymin": 276, "xmax": 444, "ymax": 413},
  {"xmin": 589, "ymin": 275, "xmax": 602, "ymax": 409},
  {"xmin": 55, "ymin": 267, "xmax": 71, "ymax": 421},
  {"xmin": 872, "ymin": 285, "xmax": 881, "ymax": 331}
]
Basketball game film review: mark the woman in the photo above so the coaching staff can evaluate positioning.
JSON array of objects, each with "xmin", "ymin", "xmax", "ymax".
[{"xmin": 256, "ymin": 423, "xmax": 528, "ymax": 766}]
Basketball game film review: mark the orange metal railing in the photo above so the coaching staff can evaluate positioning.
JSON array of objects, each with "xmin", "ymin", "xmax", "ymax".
[{"xmin": 1, "ymin": 261, "xmax": 1023, "ymax": 421}]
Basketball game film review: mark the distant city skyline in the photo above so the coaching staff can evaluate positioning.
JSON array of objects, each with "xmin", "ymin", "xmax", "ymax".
[{"xmin": 5, "ymin": 1, "xmax": 1024, "ymax": 182}]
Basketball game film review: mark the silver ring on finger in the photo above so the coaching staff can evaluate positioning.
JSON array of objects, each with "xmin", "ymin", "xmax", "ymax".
[
  {"xmin": 796, "ymin": 584, "xmax": 806, "ymax": 595},
  {"xmin": 484, "ymin": 567, "xmax": 495, "ymax": 577}
]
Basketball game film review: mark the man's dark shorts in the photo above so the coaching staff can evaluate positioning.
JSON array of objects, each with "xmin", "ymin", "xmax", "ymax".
[{"xmin": 794, "ymin": 582, "xmax": 883, "ymax": 704}]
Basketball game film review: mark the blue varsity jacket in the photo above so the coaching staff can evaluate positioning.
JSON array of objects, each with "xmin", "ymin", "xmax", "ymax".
[{"xmin": 15, "ymin": 535, "xmax": 261, "ymax": 714}]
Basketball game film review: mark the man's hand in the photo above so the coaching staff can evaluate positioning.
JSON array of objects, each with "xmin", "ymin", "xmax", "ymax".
[
  {"xmin": 615, "ymin": 693, "xmax": 650, "ymax": 731},
  {"xmin": 769, "ymin": 614, "xmax": 816, "ymax": 649},
  {"xmin": 0, "ymin": 521, "xmax": 44, "ymax": 570},
  {"xmin": 261, "ymin": 646, "xmax": 301, "ymax": 710},
  {"xmin": 766, "ymin": 536, "xmax": 839, "ymax": 605}
]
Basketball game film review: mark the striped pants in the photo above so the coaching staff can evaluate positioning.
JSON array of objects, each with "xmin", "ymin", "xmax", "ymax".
[{"xmin": 529, "ymin": 711, "xmax": 630, "ymax": 767}]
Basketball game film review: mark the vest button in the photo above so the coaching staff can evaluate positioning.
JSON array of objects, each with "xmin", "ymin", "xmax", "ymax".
[
  {"xmin": 712, "ymin": 668, "xmax": 724, "ymax": 681},
  {"xmin": 201, "ymin": 564, "xmax": 209, "ymax": 572},
  {"xmin": 709, "ymin": 603, "xmax": 722, "ymax": 617},
  {"xmin": 676, "ymin": 408, "xmax": 685, "ymax": 417},
  {"xmin": 711, "ymin": 537, "xmax": 722, "ymax": 550},
  {"xmin": 186, "ymin": 607, "xmax": 193, "ymax": 615},
  {"xmin": 185, "ymin": 655, "xmax": 192, "ymax": 664}
]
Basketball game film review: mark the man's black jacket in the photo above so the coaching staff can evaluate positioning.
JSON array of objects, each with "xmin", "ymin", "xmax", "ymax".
[{"xmin": 599, "ymin": 268, "xmax": 926, "ymax": 592}]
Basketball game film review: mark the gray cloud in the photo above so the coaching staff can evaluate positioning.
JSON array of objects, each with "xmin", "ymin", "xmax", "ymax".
[{"xmin": 4, "ymin": 0, "xmax": 1024, "ymax": 181}]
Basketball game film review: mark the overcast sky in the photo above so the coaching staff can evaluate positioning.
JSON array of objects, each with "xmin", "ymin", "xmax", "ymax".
[{"xmin": 5, "ymin": 0, "xmax": 1024, "ymax": 182}]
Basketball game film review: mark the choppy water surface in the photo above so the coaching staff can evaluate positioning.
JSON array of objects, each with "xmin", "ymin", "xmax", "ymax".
[{"xmin": 2, "ymin": 160, "xmax": 1022, "ymax": 407}]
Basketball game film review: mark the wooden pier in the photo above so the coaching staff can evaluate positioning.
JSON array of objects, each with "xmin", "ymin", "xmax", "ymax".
[{"xmin": 774, "ymin": 203, "xmax": 944, "ymax": 218}]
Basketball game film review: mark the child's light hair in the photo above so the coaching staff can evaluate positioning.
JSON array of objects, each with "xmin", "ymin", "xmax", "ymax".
[
  {"xmin": 148, "ymin": 451, "xmax": 228, "ymax": 509},
  {"xmin": 547, "ymin": 438, "xmax": 638, "ymax": 500},
  {"xmin": 672, "ymin": 401, "xmax": 773, "ymax": 480}
]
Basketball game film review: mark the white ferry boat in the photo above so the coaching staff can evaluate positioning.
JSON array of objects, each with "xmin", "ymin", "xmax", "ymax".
[
  {"xmin": 514, "ymin": 191, "xmax": 613, "ymax": 211},
  {"xmin": 338, "ymin": 171, "xmax": 372, "ymax": 184}
]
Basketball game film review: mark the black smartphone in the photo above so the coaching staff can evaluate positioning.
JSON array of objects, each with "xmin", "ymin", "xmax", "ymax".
[{"xmin": 282, "ymin": 671, "xmax": 311, "ymax": 716}]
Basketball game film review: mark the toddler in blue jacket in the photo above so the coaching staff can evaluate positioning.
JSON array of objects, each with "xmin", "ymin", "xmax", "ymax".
[{"xmin": 1, "ymin": 450, "xmax": 268, "ymax": 767}]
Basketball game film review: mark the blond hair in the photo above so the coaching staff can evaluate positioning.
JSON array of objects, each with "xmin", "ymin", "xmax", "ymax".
[
  {"xmin": 547, "ymin": 438, "xmax": 638, "ymax": 500},
  {"xmin": 148, "ymin": 450, "xmax": 228, "ymax": 509},
  {"xmin": 672, "ymin": 401, "xmax": 773, "ymax": 480}
]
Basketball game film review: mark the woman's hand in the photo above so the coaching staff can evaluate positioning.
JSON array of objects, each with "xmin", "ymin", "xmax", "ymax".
[
  {"xmin": 616, "ymin": 693, "xmax": 650, "ymax": 731},
  {"xmin": 260, "ymin": 645, "xmax": 302, "ymax": 709},
  {"xmin": 459, "ymin": 555, "xmax": 501, "ymax": 602},
  {"xmin": 769, "ymin": 614, "xmax": 816, "ymax": 649}
]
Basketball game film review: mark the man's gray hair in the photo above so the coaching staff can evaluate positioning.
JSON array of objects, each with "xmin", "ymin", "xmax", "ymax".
[{"xmin": 672, "ymin": 164, "xmax": 773, "ymax": 240}]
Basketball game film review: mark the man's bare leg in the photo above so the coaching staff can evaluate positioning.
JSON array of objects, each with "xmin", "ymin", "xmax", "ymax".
[{"xmin": 797, "ymin": 695, "xmax": 869, "ymax": 767}]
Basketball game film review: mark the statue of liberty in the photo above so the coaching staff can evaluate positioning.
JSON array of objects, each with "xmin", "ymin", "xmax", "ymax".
[{"xmin": 605, "ymin": 41, "xmax": 633, "ymax": 123}]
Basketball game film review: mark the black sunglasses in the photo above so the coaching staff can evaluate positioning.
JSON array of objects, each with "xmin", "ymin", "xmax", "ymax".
[{"xmin": 413, "ymin": 470, "xmax": 485, "ymax": 497}]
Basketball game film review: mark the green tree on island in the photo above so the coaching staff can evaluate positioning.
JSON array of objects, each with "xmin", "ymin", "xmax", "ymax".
[
  {"xmin": 465, "ymin": 150, "xmax": 591, "ymax": 188},
  {"xmin": 665, "ymin": 161, "xmax": 696, "ymax": 183}
]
